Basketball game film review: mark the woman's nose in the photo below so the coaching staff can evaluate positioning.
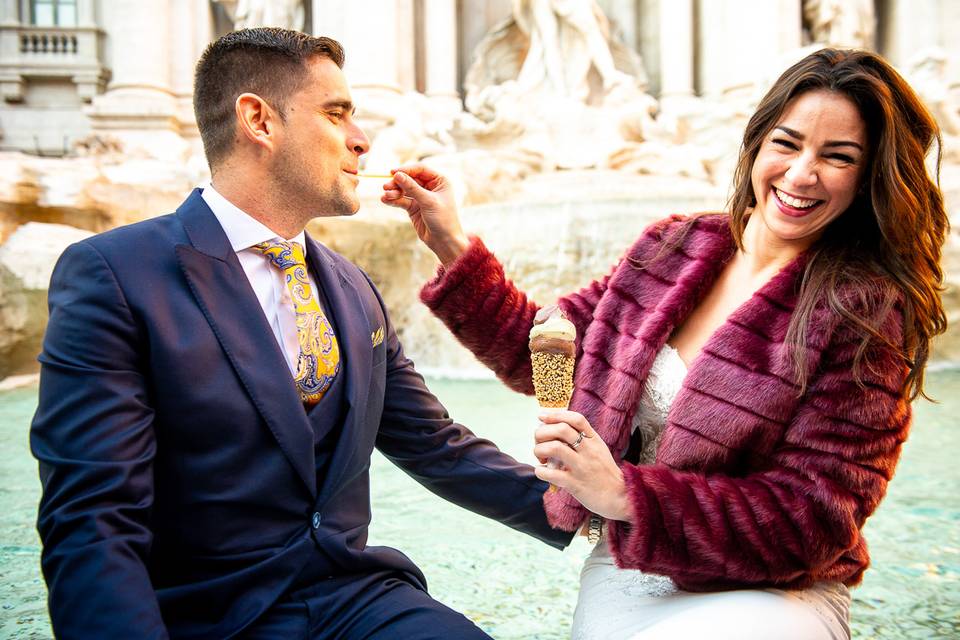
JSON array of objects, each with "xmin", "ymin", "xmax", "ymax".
[{"xmin": 783, "ymin": 153, "xmax": 818, "ymax": 187}]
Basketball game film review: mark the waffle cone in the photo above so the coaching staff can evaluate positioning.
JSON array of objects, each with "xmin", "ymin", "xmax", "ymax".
[{"xmin": 531, "ymin": 351, "xmax": 574, "ymax": 409}]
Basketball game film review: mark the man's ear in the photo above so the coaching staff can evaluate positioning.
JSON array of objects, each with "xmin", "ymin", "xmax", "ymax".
[{"xmin": 235, "ymin": 92, "xmax": 280, "ymax": 153}]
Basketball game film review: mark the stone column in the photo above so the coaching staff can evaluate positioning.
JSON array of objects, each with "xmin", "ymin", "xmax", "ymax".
[
  {"xmin": 879, "ymin": 0, "xmax": 960, "ymax": 136},
  {"xmin": 312, "ymin": 0, "xmax": 417, "ymax": 132},
  {"xmin": 0, "ymin": 0, "xmax": 21, "ymax": 101},
  {"xmin": 86, "ymin": 0, "xmax": 185, "ymax": 159},
  {"xmin": 170, "ymin": 1, "xmax": 212, "ymax": 114},
  {"xmin": 696, "ymin": 0, "xmax": 802, "ymax": 98},
  {"xmin": 76, "ymin": 0, "xmax": 95, "ymax": 27},
  {"xmin": 457, "ymin": 0, "xmax": 512, "ymax": 89},
  {"xmin": 422, "ymin": 0, "xmax": 460, "ymax": 115},
  {"xmin": 313, "ymin": 0, "xmax": 414, "ymax": 93},
  {"xmin": 70, "ymin": 0, "xmax": 108, "ymax": 102},
  {"xmin": 659, "ymin": 0, "xmax": 694, "ymax": 103},
  {"xmin": 939, "ymin": 0, "xmax": 960, "ymax": 90},
  {"xmin": 168, "ymin": 0, "xmax": 206, "ymax": 140},
  {"xmin": 0, "ymin": 0, "xmax": 20, "ymax": 25},
  {"xmin": 167, "ymin": 0, "xmax": 213, "ymax": 171},
  {"xmin": 879, "ymin": 0, "xmax": 939, "ymax": 69}
]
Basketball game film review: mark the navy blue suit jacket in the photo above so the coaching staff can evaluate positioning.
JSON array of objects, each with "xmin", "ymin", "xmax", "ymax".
[{"xmin": 30, "ymin": 190, "xmax": 571, "ymax": 639}]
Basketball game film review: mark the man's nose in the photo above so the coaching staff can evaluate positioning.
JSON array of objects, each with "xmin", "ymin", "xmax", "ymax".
[
  {"xmin": 348, "ymin": 123, "xmax": 370, "ymax": 155},
  {"xmin": 784, "ymin": 152, "xmax": 818, "ymax": 187}
]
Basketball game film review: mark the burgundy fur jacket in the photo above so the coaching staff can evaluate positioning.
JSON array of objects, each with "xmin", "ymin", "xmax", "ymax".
[{"xmin": 420, "ymin": 214, "xmax": 910, "ymax": 592}]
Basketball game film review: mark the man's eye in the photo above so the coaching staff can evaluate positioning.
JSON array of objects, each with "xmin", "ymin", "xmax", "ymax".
[{"xmin": 328, "ymin": 111, "xmax": 344, "ymax": 120}]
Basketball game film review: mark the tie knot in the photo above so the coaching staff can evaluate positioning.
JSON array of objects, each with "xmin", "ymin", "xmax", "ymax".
[{"xmin": 253, "ymin": 240, "xmax": 306, "ymax": 269}]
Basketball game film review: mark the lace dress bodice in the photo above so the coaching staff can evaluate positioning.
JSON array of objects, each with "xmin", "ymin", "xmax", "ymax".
[
  {"xmin": 572, "ymin": 344, "xmax": 851, "ymax": 640},
  {"xmin": 584, "ymin": 344, "xmax": 687, "ymax": 600},
  {"xmin": 630, "ymin": 343, "xmax": 688, "ymax": 464}
]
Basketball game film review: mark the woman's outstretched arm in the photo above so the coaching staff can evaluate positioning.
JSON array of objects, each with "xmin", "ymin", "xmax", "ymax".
[{"xmin": 383, "ymin": 164, "xmax": 618, "ymax": 393}]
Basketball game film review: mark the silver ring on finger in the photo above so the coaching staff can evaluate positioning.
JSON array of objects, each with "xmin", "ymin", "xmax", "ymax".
[{"xmin": 570, "ymin": 431, "xmax": 586, "ymax": 450}]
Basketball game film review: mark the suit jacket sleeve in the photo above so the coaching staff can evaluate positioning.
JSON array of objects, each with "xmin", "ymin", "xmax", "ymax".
[
  {"xmin": 30, "ymin": 242, "xmax": 168, "ymax": 639},
  {"xmin": 367, "ymin": 272, "xmax": 572, "ymax": 550},
  {"xmin": 419, "ymin": 235, "xmax": 618, "ymax": 394}
]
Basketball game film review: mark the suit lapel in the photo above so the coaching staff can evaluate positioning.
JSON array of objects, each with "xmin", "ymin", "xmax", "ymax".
[
  {"xmin": 174, "ymin": 190, "xmax": 316, "ymax": 497},
  {"xmin": 304, "ymin": 234, "xmax": 373, "ymax": 497}
]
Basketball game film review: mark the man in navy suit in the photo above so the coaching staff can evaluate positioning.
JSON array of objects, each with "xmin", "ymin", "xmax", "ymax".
[{"xmin": 30, "ymin": 28, "xmax": 570, "ymax": 639}]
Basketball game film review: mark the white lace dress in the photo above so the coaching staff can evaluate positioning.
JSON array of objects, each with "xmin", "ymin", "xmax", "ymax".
[{"xmin": 570, "ymin": 345, "xmax": 852, "ymax": 640}]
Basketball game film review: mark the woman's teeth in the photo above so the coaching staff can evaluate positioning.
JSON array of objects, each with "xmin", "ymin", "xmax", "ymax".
[{"xmin": 774, "ymin": 187, "xmax": 820, "ymax": 209}]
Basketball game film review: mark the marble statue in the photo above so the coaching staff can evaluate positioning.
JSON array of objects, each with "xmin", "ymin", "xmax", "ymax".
[
  {"xmin": 513, "ymin": 0, "xmax": 634, "ymax": 101},
  {"xmin": 213, "ymin": 0, "xmax": 305, "ymax": 30},
  {"xmin": 907, "ymin": 48, "xmax": 960, "ymax": 137},
  {"xmin": 456, "ymin": 0, "xmax": 656, "ymax": 171},
  {"xmin": 464, "ymin": 0, "xmax": 648, "ymax": 116},
  {"xmin": 802, "ymin": 0, "xmax": 875, "ymax": 49}
]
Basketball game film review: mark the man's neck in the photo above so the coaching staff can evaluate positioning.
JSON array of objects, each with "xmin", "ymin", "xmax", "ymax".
[{"xmin": 210, "ymin": 173, "xmax": 305, "ymax": 240}]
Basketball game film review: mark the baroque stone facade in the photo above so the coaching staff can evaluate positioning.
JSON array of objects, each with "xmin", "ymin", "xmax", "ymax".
[
  {"xmin": 1, "ymin": 1, "xmax": 958, "ymax": 156},
  {"xmin": 1, "ymin": 0, "xmax": 959, "ymax": 376}
]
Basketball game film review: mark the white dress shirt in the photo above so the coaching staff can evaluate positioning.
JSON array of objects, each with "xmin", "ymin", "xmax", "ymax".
[{"xmin": 202, "ymin": 184, "xmax": 320, "ymax": 375}]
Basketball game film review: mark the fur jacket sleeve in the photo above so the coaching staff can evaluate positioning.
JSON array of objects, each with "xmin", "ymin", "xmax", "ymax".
[
  {"xmin": 420, "ymin": 215, "xmax": 911, "ymax": 591},
  {"xmin": 419, "ymin": 234, "xmax": 622, "ymax": 396}
]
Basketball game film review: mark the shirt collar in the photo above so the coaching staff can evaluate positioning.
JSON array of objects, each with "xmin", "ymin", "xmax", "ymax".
[{"xmin": 201, "ymin": 182, "xmax": 307, "ymax": 252}]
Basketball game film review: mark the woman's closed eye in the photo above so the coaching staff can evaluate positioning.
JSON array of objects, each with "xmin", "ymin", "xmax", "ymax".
[
  {"xmin": 826, "ymin": 152, "xmax": 857, "ymax": 165},
  {"xmin": 773, "ymin": 138, "xmax": 857, "ymax": 165},
  {"xmin": 772, "ymin": 138, "xmax": 798, "ymax": 150}
]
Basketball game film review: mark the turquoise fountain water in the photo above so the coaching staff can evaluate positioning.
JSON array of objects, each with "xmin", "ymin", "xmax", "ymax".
[{"xmin": 1, "ymin": 372, "xmax": 958, "ymax": 639}]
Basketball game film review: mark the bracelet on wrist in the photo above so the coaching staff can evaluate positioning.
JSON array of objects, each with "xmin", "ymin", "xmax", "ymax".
[{"xmin": 587, "ymin": 514, "xmax": 603, "ymax": 544}]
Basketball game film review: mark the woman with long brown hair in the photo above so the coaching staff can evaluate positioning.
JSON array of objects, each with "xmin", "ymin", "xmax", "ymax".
[{"xmin": 382, "ymin": 48, "xmax": 947, "ymax": 639}]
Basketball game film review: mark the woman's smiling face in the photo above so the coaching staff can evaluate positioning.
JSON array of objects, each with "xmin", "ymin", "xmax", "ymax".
[{"xmin": 750, "ymin": 89, "xmax": 867, "ymax": 251}]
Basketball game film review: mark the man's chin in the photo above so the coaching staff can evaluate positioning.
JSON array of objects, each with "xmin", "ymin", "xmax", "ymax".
[{"xmin": 312, "ymin": 195, "xmax": 360, "ymax": 219}]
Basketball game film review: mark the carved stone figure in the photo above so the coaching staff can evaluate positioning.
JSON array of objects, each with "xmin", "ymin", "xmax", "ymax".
[
  {"xmin": 513, "ymin": 0, "xmax": 634, "ymax": 100},
  {"xmin": 464, "ymin": 0, "xmax": 648, "ymax": 116},
  {"xmin": 802, "ymin": 0, "xmax": 875, "ymax": 49},
  {"xmin": 212, "ymin": 0, "xmax": 305, "ymax": 30},
  {"xmin": 907, "ymin": 48, "xmax": 960, "ymax": 137}
]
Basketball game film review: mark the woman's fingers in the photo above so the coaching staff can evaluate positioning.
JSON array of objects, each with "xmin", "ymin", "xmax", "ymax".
[
  {"xmin": 380, "ymin": 193, "xmax": 414, "ymax": 211},
  {"xmin": 533, "ymin": 464, "xmax": 568, "ymax": 487},
  {"xmin": 390, "ymin": 163, "xmax": 444, "ymax": 191},
  {"xmin": 537, "ymin": 410, "xmax": 595, "ymax": 439},
  {"xmin": 393, "ymin": 171, "xmax": 432, "ymax": 198},
  {"xmin": 533, "ymin": 422, "xmax": 581, "ymax": 445},
  {"xmin": 385, "ymin": 163, "xmax": 466, "ymax": 266},
  {"xmin": 534, "ymin": 440, "xmax": 575, "ymax": 468},
  {"xmin": 392, "ymin": 162, "xmax": 437, "ymax": 181},
  {"xmin": 537, "ymin": 410, "xmax": 594, "ymax": 435}
]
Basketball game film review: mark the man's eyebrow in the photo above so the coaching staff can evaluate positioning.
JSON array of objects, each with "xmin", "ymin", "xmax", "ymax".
[
  {"xmin": 774, "ymin": 125, "xmax": 863, "ymax": 151},
  {"xmin": 321, "ymin": 99, "xmax": 355, "ymax": 114}
]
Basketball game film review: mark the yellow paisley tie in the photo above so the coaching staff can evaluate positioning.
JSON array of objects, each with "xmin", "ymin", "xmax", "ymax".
[{"xmin": 253, "ymin": 240, "xmax": 340, "ymax": 405}]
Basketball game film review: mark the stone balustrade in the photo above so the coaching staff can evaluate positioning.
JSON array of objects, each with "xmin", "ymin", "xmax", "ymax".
[
  {"xmin": 19, "ymin": 28, "xmax": 77, "ymax": 55},
  {"xmin": 0, "ymin": 24, "xmax": 108, "ymax": 102}
]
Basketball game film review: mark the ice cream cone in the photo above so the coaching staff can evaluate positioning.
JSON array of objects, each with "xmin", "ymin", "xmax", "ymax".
[{"xmin": 530, "ymin": 305, "xmax": 576, "ymax": 483}]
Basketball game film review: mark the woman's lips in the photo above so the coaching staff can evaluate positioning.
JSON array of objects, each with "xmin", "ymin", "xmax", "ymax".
[{"xmin": 772, "ymin": 186, "xmax": 823, "ymax": 218}]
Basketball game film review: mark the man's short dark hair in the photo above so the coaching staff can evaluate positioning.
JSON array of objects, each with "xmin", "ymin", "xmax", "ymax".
[{"xmin": 193, "ymin": 28, "xmax": 344, "ymax": 170}]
